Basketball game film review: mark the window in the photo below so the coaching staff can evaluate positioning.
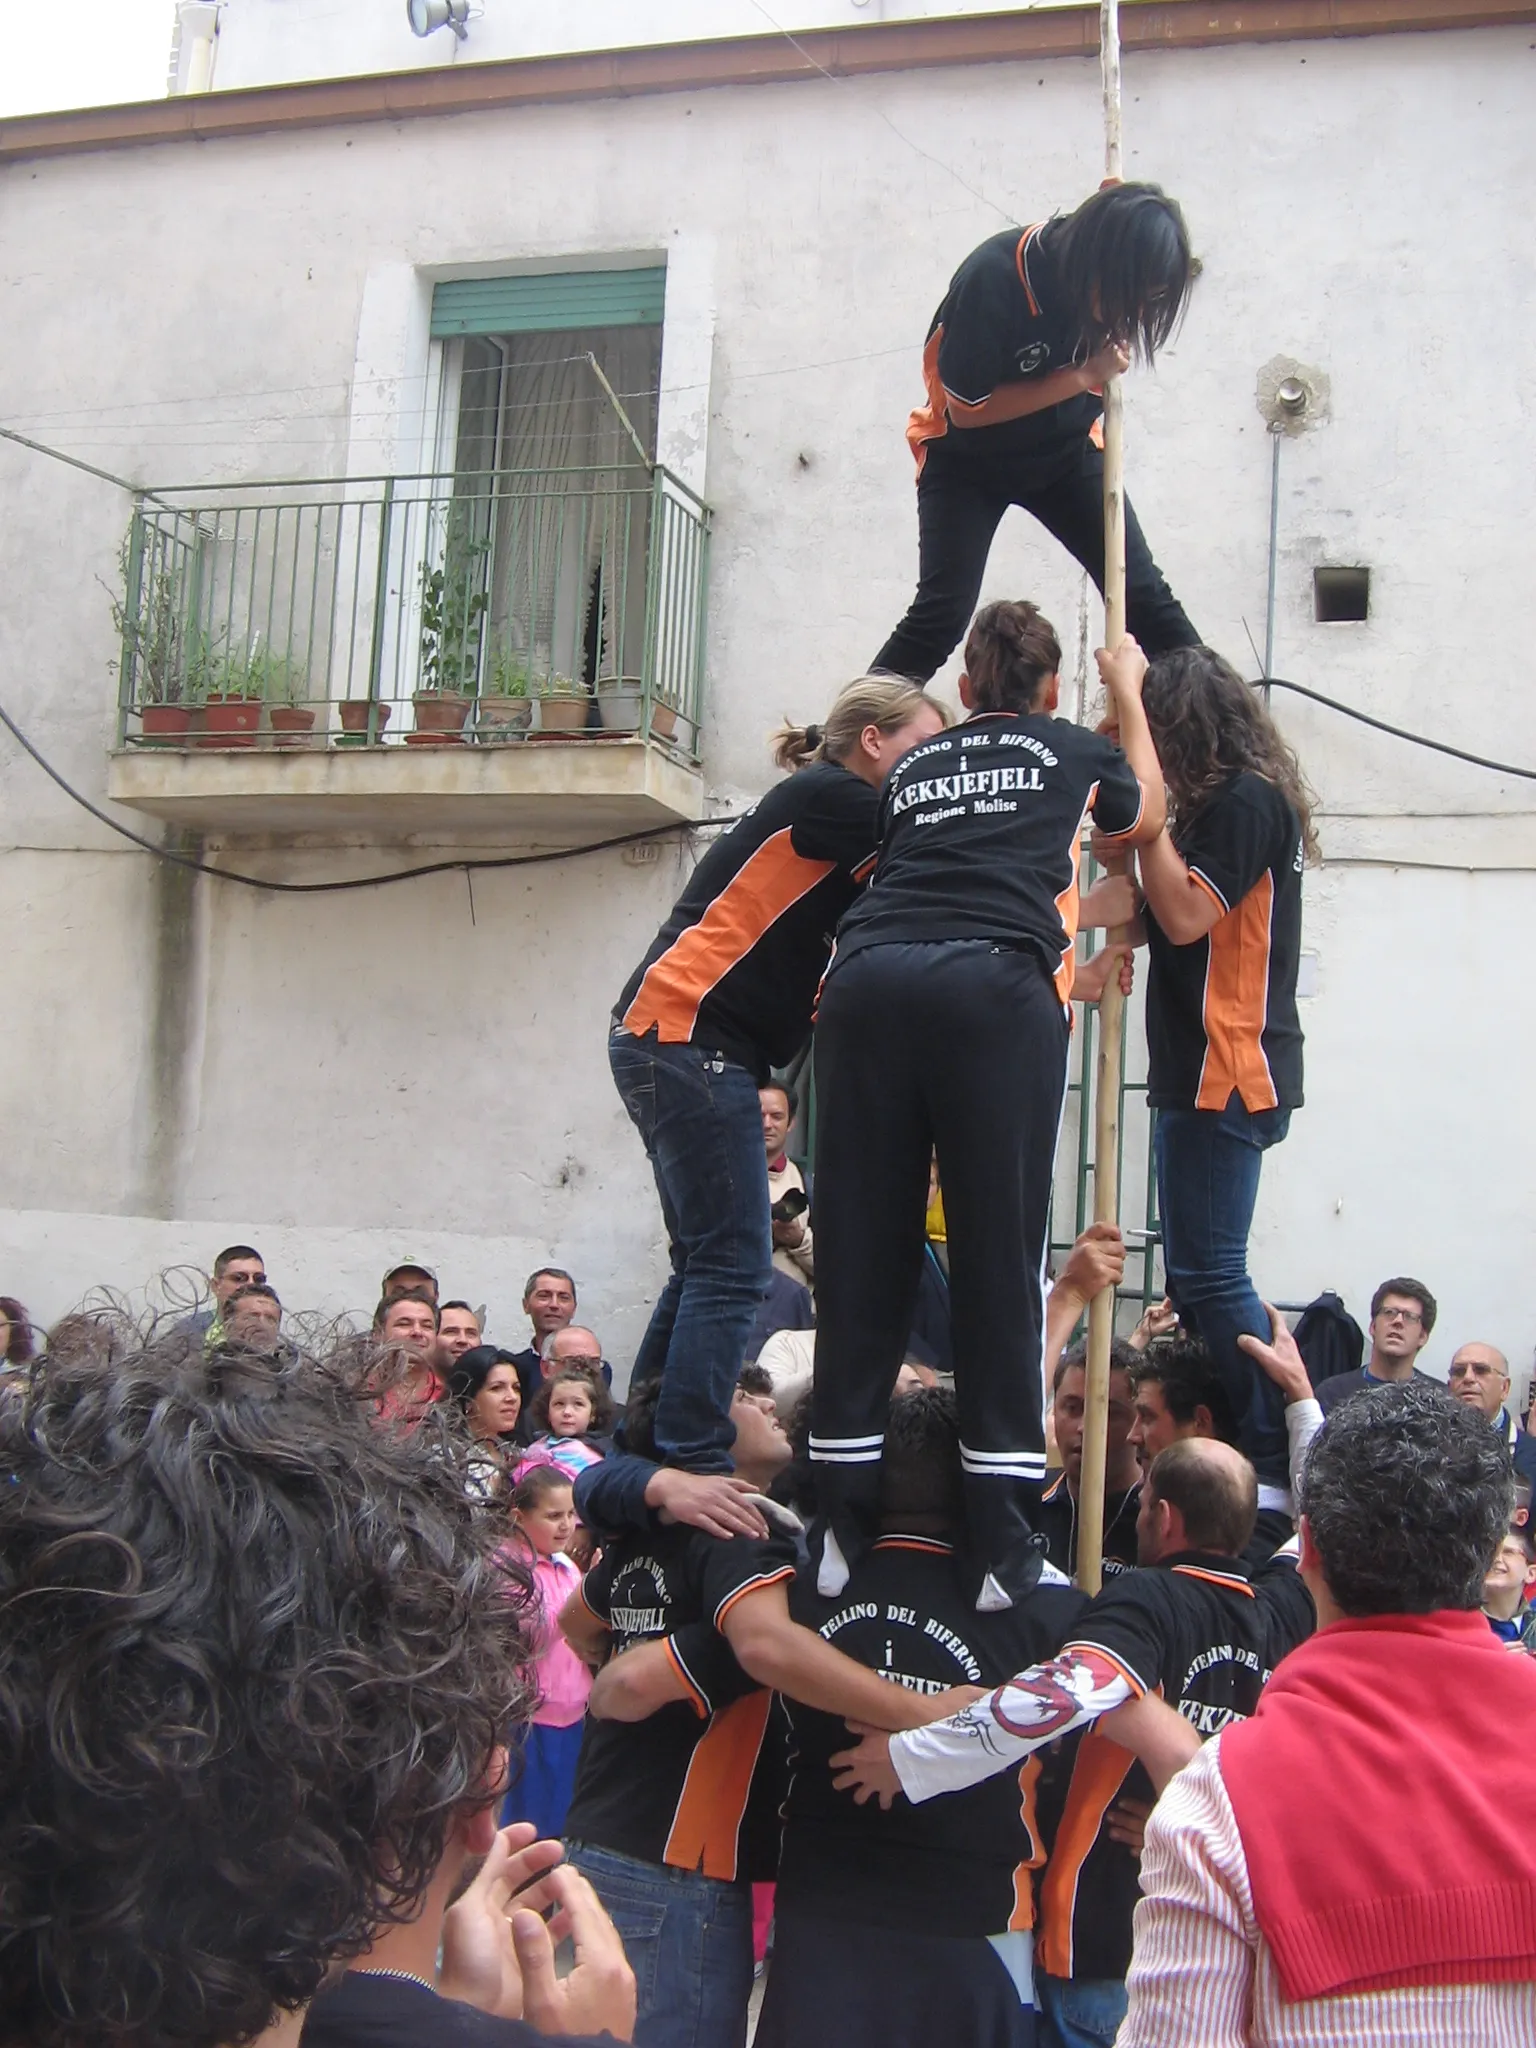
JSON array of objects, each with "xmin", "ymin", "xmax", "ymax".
[{"xmin": 429, "ymin": 269, "xmax": 666, "ymax": 691}]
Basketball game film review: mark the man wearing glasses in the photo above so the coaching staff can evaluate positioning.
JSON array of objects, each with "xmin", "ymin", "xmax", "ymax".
[{"xmin": 1314, "ymin": 1278, "xmax": 1438, "ymax": 1416}]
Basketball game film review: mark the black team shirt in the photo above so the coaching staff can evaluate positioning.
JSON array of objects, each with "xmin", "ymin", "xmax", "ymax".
[
  {"xmin": 833, "ymin": 713, "xmax": 1144, "ymax": 1003},
  {"xmin": 906, "ymin": 221, "xmax": 1102, "ymax": 474},
  {"xmin": 778, "ymin": 1535, "xmax": 1087, "ymax": 1937},
  {"xmin": 562, "ymin": 1524, "xmax": 797, "ymax": 1881},
  {"xmin": 1035, "ymin": 1551, "xmax": 1315, "ymax": 1981},
  {"xmin": 615, "ymin": 761, "xmax": 880, "ymax": 1084},
  {"xmin": 1035, "ymin": 1470, "xmax": 1140, "ymax": 1581},
  {"xmin": 1144, "ymin": 771, "xmax": 1305, "ymax": 1113}
]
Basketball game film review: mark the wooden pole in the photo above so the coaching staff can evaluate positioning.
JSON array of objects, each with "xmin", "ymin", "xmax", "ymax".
[{"xmin": 1075, "ymin": 0, "xmax": 1127, "ymax": 1597}]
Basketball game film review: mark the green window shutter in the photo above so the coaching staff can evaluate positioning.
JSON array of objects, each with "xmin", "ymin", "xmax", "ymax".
[{"xmin": 430, "ymin": 267, "xmax": 667, "ymax": 338}]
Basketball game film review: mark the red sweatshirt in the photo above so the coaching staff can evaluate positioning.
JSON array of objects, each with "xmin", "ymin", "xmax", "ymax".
[{"xmin": 1221, "ymin": 1609, "xmax": 1536, "ymax": 2000}]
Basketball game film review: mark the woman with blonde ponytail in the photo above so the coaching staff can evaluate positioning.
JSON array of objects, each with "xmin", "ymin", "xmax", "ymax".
[{"xmin": 606, "ymin": 675, "xmax": 946, "ymax": 1492}]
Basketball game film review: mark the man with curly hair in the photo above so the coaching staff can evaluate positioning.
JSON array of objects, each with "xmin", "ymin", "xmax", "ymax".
[{"xmin": 0, "ymin": 1337, "xmax": 634, "ymax": 2048}]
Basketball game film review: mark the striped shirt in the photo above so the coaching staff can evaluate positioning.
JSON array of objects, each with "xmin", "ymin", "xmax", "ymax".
[{"xmin": 1120, "ymin": 1735, "xmax": 1536, "ymax": 2047}]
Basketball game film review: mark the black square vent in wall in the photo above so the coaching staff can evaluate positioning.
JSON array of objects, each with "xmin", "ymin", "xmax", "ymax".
[{"xmin": 1313, "ymin": 567, "xmax": 1370, "ymax": 622}]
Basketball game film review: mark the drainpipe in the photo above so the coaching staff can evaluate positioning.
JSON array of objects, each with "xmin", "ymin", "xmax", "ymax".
[{"xmin": 170, "ymin": 3, "xmax": 220, "ymax": 95}]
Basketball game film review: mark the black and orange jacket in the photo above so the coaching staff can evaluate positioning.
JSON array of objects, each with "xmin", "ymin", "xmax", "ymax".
[
  {"xmin": 1035, "ymin": 1548, "xmax": 1314, "ymax": 1981},
  {"xmin": 615, "ymin": 761, "xmax": 881, "ymax": 1083},
  {"xmin": 777, "ymin": 1536, "xmax": 1087, "ymax": 1937},
  {"xmin": 905, "ymin": 221, "xmax": 1102, "ymax": 476},
  {"xmin": 562, "ymin": 1524, "xmax": 795, "ymax": 1882},
  {"xmin": 1144, "ymin": 771, "xmax": 1305, "ymax": 1113},
  {"xmin": 832, "ymin": 713, "xmax": 1145, "ymax": 1006}
]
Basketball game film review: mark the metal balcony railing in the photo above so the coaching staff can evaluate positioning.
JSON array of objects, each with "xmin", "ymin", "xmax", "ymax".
[{"xmin": 114, "ymin": 467, "xmax": 709, "ymax": 758}]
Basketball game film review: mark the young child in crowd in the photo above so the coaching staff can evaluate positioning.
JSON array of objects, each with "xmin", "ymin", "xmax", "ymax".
[
  {"xmin": 498, "ymin": 1464, "xmax": 593, "ymax": 1837},
  {"xmin": 518, "ymin": 1365, "xmax": 615, "ymax": 1480},
  {"xmin": 1482, "ymin": 1525, "xmax": 1536, "ymax": 1653}
]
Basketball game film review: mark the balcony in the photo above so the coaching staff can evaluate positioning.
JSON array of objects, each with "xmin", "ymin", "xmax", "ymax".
[{"xmin": 106, "ymin": 465, "xmax": 709, "ymax": 841}]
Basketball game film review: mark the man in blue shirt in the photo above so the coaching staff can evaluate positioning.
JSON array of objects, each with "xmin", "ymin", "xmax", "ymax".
[{"xmin": 1313, "ymin": 1277, "xmax": 1438, "ymax": 1415}]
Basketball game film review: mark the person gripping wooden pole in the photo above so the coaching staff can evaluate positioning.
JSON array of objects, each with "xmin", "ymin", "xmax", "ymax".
[{"xmin": 1075, "ymin": 0, "xmax": 1128, "ymax": 1597}]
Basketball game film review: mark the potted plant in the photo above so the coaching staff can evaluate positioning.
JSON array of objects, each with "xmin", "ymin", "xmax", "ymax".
[
  {"xmin": 257, "ymin": 650, "xmax": 316, "ymax": 747},
  {"xmin": 596, "ymin": 677, "xmax": 645, "ymax": 735},
  {"xmin": 533, "ymin": 673, "xmax": 593, "ymax": 735},
  {"xmin": 108, "ymin": 537, "xmax": 199, "ymax": 744},
  {"xmin": 414, "ymin": 506, "xmax": 488, "ymax": 742},
  {"xmin": 647, "ymin": 697, "xmax": 681, "ymax": 744},
  {"xmin": 477, "ymin": 648, "xmax": 535, "ymax": 738},
  {"xmin": 337, "ymin": 698, "xmax": 392, "ymax": 744},
  {"xmin": 200, "ymin": 642, "xmax": 264, "ymax": 749}
]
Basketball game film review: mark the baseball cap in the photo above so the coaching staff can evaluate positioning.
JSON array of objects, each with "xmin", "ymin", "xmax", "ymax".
[{"xmin": 382, "ymin": 1259, "xmax": 438, "ymax": 1289}]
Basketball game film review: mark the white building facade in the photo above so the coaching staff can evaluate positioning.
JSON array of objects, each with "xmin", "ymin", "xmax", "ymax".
[{"xmin": 0, "ymin": 0, "xmax": 1531, "ymax": 1378}]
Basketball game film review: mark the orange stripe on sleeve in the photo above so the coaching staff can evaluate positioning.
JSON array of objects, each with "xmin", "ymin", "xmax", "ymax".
[
  {"xmin": 712, "ymin": 1567, "xmax": 795, "ymax": 1632},
  {"xmin": 1194, "ymin": 872, "xmax": 1279, "ymax": 1112},
  {"xmin": 662, "ymin": 1690, "xmax": 773, "ymax": 1881},
  {"xmin": 906, "ymin": 326, "xmax": 949, "ymax": 472},
  {"xmin": 1038, "ymin": 1729, "xmax": 1136, "ymax": 1978},
  {"xmin": 1008, "ymin": 1755, "xmax": 1047, "ymax": 1932},
  {"xmin": 664, "ymin": 1637, "xmax": 712, "ymax": 1720},
  {"xmin": 1014, "ymin": 225, "xmax": 1043, "ymax": 315},
  {"xmin": 621, "ymin": 831, "xmax": 835, "ymax": 1045},
  {"xmin": 1058, "ymin": 1640, "xmax": 1150, "ymax": 1700}
]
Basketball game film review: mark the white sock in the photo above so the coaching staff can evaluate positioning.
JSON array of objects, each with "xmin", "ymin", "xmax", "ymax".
[{"xmin": 817, "ymin": 1525, "xmax": 851, "ymax": 1597}]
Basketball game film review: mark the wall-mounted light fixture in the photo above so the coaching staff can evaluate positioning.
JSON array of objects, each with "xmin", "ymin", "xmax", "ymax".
[{"xmin": 407, "ymin": 0, "xmax": 471, "ymax": 40}]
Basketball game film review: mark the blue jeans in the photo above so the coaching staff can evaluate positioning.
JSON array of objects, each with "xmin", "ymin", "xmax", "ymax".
[
  {"xmin": 609, "ymin": 1027, "xmax": 773, "ymax": 1472},
  {"xmin": 1154, "ymin": 1097, "xmax": 1291, "ymax": 1488},
  {"xmin": 566, "ymin": 1840, "xmax": 754, "ymax": 2048},
  {"xmin": 1036, "ymin": 1974, "xmax": 1126, "ymax": 2048}
]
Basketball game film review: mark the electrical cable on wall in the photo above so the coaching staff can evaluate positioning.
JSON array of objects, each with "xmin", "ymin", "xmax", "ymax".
[
  {"xmin": 2, "ymin": 672, "xmax": 1533, "ymax": 896},
  {"xmin": 0, "ymin": 695, "xmax": 742, "ymax": 894}
]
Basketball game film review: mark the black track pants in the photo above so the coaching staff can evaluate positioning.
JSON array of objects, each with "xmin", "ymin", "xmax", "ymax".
[
  {"xmin": 872, "ymin": 435, "xmax": 1199, "ymax": 684},
  {"xmin": 809, "ymin": 940, "xmax": 1070, "ymax": 1598}
]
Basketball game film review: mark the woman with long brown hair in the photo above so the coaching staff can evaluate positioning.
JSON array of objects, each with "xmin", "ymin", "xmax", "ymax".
[
  {"xmin": 809, "ymin": 602, "xmax": 1165, "ymax": 1612},
  {"xmin": 1090, "ymin": 642, "xmax": 1315, "ymax": 1503}
]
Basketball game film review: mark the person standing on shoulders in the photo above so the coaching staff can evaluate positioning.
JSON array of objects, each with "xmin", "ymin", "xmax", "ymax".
[
  {"xmin": 809, "ymin": 603, "xmax": 1163, "ymax": 1610},
  {"xmin": 610, "ymin": 678, "xmax": 946, "ymax": 1487},
  {"xmin": 1084, "ymin": 644, "xmax": 1313, "ymax": 1508},
  {"xmin": 874, "ymin": 183, "xmax": 1201, "ymax": 683}
]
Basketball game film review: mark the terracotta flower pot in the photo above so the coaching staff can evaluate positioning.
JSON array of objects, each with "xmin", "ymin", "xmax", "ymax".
[
  {"xmin": 650, "ymin": 702, "xmax": 680, "ymax": 744},
  {"xmin": 413, "ymin": 691, "xmax": 474, "ymax": 736},
  {"xmin": 403, "ymin": 730, "xmax": 461, "ymax": 746},
  {"xmin": 477, "ymin": 696, "xmax": 533, "ymax": 739},
  {"xmin": 140, "ymin": 703, "xmax": 194, "ymax": 746},
  {"xmin": 200, "ymin": 694, "xmax": 262, "ymax": 748},
  {"xmin": 536, "ymin": 693, "xmax": 592, "ymax": 734},
  {"xmin": 270, "ymin": 705, "xmax": 317, "ymax": 749},
  {"xmin": 337, "ymin": 700, "xmax": 391, "ymax": 746}
]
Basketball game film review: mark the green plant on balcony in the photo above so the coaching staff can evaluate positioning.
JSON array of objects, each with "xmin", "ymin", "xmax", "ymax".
[
  {"xmin": 418, "ymin": 507, "xmax": 489, "ymax": 696},
  {"xmin": 245, "ymin": 644, "xmax": 316, "ymax": 745},
  {"xmin": 478, "ymin": 646, "xmax": 535, "ymax": 736},
  {"xmin": 532, "ymin": 671, "xmax": 592, "ymax": 735},
  {"xmin": 110, "ymin": 537, "xmax": 188, "ymax": 707}
]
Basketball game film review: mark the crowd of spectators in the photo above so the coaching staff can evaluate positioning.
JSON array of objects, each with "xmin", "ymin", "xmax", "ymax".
[{"xmin": 4, "ymin": 1199, "xmax": 1535, "ymax": 2048}]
